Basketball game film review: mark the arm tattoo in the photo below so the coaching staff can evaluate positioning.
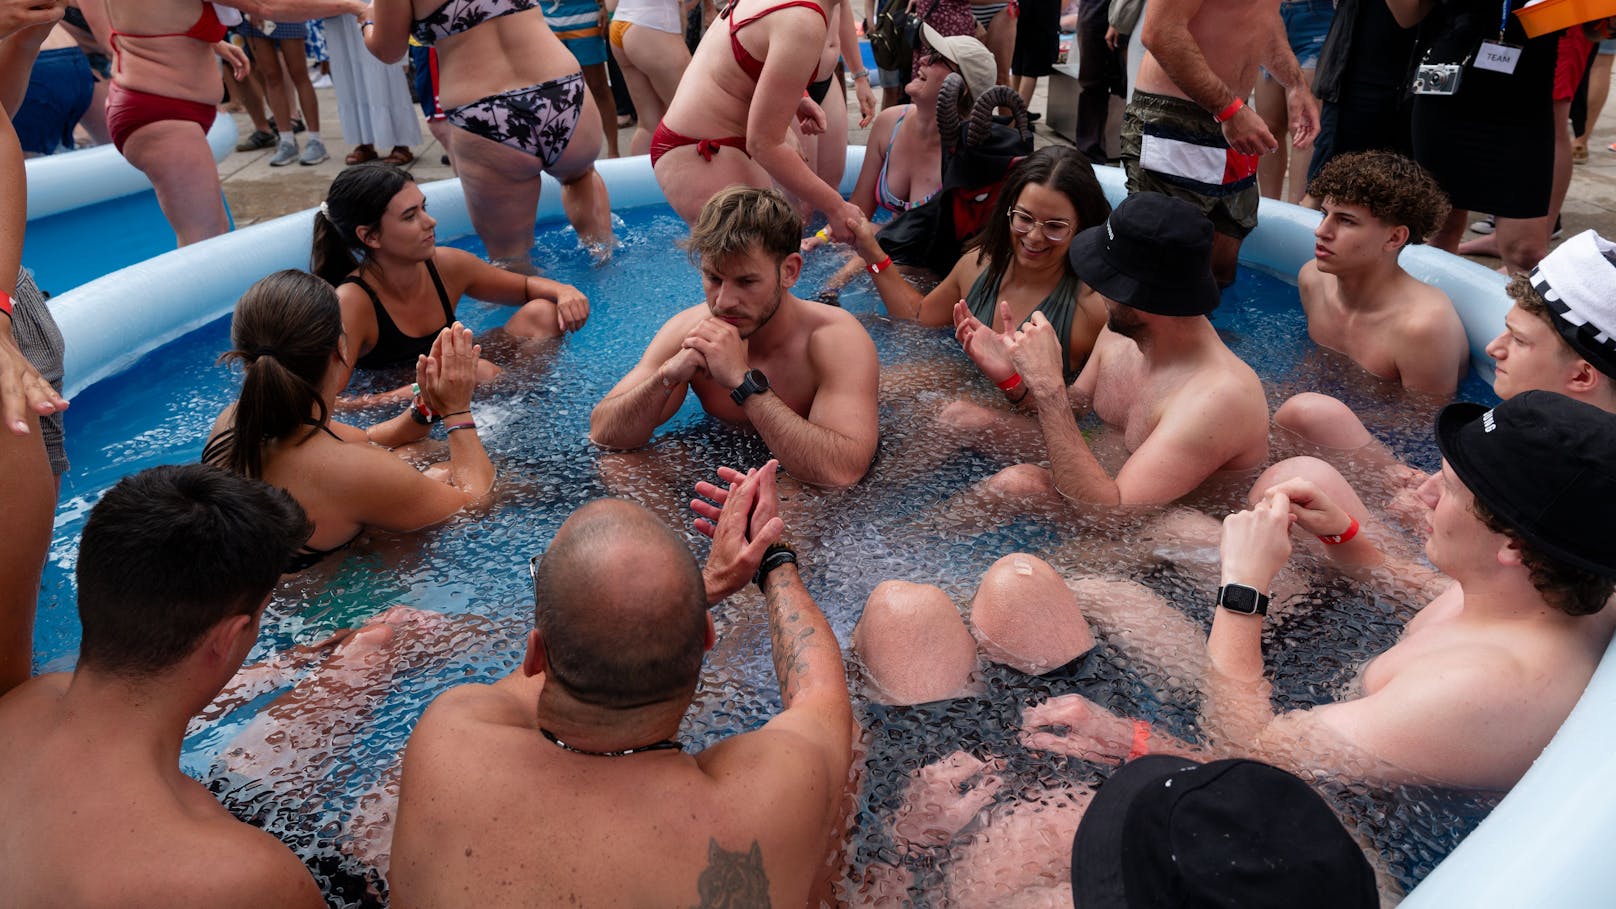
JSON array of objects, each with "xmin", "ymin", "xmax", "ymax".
[
  {"xmin": 765, "ymin": 573, "xmax": 816, "ymax": 703},
  {"xmin": 691, "ymin": 839, "xmax": 770, "ymax": 908}
]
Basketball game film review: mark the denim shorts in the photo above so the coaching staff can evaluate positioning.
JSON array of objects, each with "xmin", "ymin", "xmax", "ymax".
[{"xmin": 1281, "ymin": 0, "xmax": 1335, "ymax": 70}]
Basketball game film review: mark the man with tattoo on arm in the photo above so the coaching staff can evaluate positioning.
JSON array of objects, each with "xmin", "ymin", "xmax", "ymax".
[
  {"xmin": 589, "ymin": 186, "xmax": 879, "ymax": 489},
  {"xmin": 388, "ymin": 460, "xmax": 856, "ymax": 907},
  {"xmin": 1124, "ymin": 0, "xmax": 1319, "ymax": 285}
]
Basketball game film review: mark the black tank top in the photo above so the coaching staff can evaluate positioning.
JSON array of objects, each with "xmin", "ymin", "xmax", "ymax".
[
  {"xmin": 344, "ymin": 259, "xmax": 457, "ymax": 370},
  {"xmin": 201, "ymin": 423, "xmax": 359, "ymax": 572}
]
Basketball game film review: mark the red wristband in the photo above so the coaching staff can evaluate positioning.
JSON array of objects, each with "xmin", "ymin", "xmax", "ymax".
[
  {"xmin": 1214, "ymin": 96, "xmax": 1245, "ymax": 123},
  {"xmin": 1126, "ymin": 719, "xmax": 1150, "ymax": 761},
  {"xmin": 996, "ymin": 372, "xmax": 1023, "ymax": 392},
  {"xmin": 1318, "ymin": 515, "xmax": 1360, "ymax": 545},
  {"xmin": 0, "ymin": 289, "xmax": 11, "ymax": 318},
  {"xmin": 867, "ymin": 255, "xmax": 893, "ymax": 275}
]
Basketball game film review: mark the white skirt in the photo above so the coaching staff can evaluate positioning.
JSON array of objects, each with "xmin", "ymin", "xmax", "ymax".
[{"xmin": 322, "ymin": 15, "xmax": 424, "ymax": 149}]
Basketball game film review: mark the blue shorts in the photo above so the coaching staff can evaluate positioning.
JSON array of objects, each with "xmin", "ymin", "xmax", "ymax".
[
  {"xmin": 1280, "ymin": 0, "xmax": 1334, "ymax": 70},
  {"xmin": 545, "ymin": 0, "xmax": 608, "ymax": 67},
  {"xmin": 410, "ymin": 44, "xmax": 443, "ymax": 120},
  {"xmin": 237, "ymin": 18, "xmax": 309, "ymax": 41},
  {"xmin": 874, "ymin": 65, "xmax": 905, "ymax": 89},
  {"xmin": 14, "ymin": 47, "xmax": 93, "ymax": 155},
  {"xmin": 1602, "ymin": 39, "xmax": 1616, "ymax": 55}
]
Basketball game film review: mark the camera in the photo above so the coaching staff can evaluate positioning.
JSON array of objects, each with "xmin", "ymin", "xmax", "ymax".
[{"xmin": 1412, "ymin": 62, "xmax": 1464, "ymax": 96}]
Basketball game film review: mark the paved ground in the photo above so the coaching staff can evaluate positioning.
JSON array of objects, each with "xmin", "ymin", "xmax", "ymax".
[{"xmin": 219, "ymin": 72, "xmax": 1616, "ymax": 256}]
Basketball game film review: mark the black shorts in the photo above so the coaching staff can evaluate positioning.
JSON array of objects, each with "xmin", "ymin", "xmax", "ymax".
[
  {"xmin": 1010, "ymin": 0, "xmax": 1060, "ymax": 77},
  {"xmin": 1307, "ymin": 93, "xmax": 1413, "ymax": 185}
]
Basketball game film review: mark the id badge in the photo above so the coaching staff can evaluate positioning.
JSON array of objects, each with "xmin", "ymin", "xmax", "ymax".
[{"xmin": 1474, "ymin": 40, "xmax": 1522, "ymax": 74}]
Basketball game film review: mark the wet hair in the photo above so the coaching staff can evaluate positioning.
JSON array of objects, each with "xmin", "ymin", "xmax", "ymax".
[
  {"xmin": 532, "ymin": 500, "xmax": 709, "ymax": 709},
  {"xmin": 310, "ymin": 163, "xmax": 416, "ymax": 286},
  {"xmin": 968, "ymin": 146, "xmax": 1112, "ymax": 287},
  {"xmin": 682, "ymin": 186, "xmax": 802, "ymax": 268},
  {"xmin": 208, "ymin": 270, "xmax": 344, "ymax": 479},
  {"xmin": 76, "ymin": 464, "xmax": 310, "ymax": 677},
  {"xmin": 1470, "ymin": 496, "xmax": 1615, "ymax": 616},
  {"xmin": 1306, "ymin": 152, "xmax": 1450, "ymax": 246}
]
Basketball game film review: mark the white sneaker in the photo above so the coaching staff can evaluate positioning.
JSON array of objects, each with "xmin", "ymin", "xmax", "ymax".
[
  {"xmin": 268, "ymin": 138, "xmax": 299, "ymax": 167},
  {"xmin": 299, "ymin": 137, "xmax": 329, "ymax": 166},
  {"xmin": 1469, "ymin": 214, "xmax": 1495, "ymax": 235}
]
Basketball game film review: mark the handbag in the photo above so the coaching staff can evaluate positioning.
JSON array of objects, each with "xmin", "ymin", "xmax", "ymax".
[{"xmin": 869, "ymin": 0, "xmax": 942, "ymax": 72}]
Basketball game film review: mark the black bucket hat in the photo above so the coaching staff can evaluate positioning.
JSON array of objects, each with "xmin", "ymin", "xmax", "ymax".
[
  {"xmin": 1067, "ymin": 192, "xmax": 1221, "ymax": 317},
  {"xmin": 1070, "ymin": 755, "xmax": 1378, "ymax": 908},
  {"xmin": 1436, "ymin": 390, "xmax": 1616, "ymax": 578}
]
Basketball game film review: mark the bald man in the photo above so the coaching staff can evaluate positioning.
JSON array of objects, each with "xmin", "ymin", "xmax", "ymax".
[{"xmin": 388, "ymin": 461, "xmax": 855, "ymax": 907}]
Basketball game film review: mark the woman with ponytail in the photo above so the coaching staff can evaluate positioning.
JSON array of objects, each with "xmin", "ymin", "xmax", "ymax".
[
  {"xmin": 312, "ymin": 162, "xmax": 590, "ymax": 401},
  {"xmin": 203, "ymin": 270, "xmax": 496, "ymax": 572}
]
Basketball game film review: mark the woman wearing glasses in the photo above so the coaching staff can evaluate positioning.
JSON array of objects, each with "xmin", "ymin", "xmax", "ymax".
[{"xmin": 851, "ymin": 146, "xmax": 1112, "ymax": 386}]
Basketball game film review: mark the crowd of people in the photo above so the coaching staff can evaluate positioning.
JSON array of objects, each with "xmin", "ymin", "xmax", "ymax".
[{"xmin": 4, "ymin": 0, "xmax": 1616, "ymax": 905}]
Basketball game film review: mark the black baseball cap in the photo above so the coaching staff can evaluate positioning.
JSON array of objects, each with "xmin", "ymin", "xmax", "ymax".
[
  {"xmin": 1066, "ymin": 192, "xmax": 1221, "ymax": 318},
  {"xmin": 1070, "ymin": 755, "xmax": 1377, "ymax": 908},
  {"xmin": 1436, "ymin": 390, "xmax": 1616, "ymax": 578}
]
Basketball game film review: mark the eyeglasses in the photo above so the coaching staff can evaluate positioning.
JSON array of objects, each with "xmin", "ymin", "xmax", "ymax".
[
  {"xmin": 918, "ymin": 48, "xmax": 958, "ymax": 73},
  {"xmin": 1008, "ymin": 208, "xmax": 1075, "ymax": 243}
]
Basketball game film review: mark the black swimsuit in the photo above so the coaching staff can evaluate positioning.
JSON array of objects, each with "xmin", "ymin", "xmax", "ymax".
[
  {"xmin": 201, "ymin": 423, "xmax": 362, "ymax": 573},
  {"xmin": 344, "ymin": 260, "xmax": 457, "ymax": 370}
]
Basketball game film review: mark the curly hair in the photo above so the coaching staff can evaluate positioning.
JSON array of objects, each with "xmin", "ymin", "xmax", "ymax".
[
  {"xmin": 1505, "ymin": 273, "xmax": 1552, "ymax": 320},
  {"xmin": 1306, "ymin": 151, "xmax": 1451, "ymax": 246},
  {"xmin": 1471, "ymin": 496, "xmax": 1615, "ymax": 616}
]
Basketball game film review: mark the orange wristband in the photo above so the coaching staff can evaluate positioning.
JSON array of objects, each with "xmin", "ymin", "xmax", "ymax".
[
  {"xmin": 1318, "ymin": 515, "xmax": 1360, "ymax": 545},
  {"xmin": 1126, "ymin": 719, "xmax": 1150, "ymax": 761},
  {"xmin": 1214, "ymin": 96, "xmax": 1245, "ymax": 123}
]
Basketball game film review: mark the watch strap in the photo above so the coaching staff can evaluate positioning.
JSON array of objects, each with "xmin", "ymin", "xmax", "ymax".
[
  {"xmin": 754, "ymin": 542, "xmax": 798, "ymax": 590},
  {"xmin": 1216, "ymin": 582, "xmax": 1270, "ymax": 616}
]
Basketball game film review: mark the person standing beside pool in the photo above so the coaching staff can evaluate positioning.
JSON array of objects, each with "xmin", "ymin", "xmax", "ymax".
[
  {"xmin": 650, "ymin": 0, "xmax": 866, "ymax": 239},
  {"xmin": 389, "ymin": 463, "xmax": 857, "ymax": 906},
  {"xmin": 78, "ymin": 0, "xmax": 367, "ymax": 246},
  {"xmin": 312, "ymin": 163, "xmax": 590, "ymax": 401},
  {"xmin": 0, "ymin": 465, "xmax": 326, "ymax": 907},
  {"xmin": 972, "ymin": 193, "xmax": 1269, "ymax": 506},
  {"xmin": 361, "ymin": 0, "xmax": 615, "ymax": 269},
  {"xmin": 203, "ymin": 271, "xmax": 496, "ymax": 572},
  {"xmin": 589, "ymin": 187, "xmax": 879, "ymax": 488},
  {"xmin": 1296, "ymin": 151, "xmax": 1467, "ymax": 396},
  {"xmin": 1123, "ymin": 0, "xmax": 1319, "ymax": 286}
]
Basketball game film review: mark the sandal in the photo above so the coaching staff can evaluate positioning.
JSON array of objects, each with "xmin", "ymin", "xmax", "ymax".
[
  {"xmin": 383, "ymin": 146, "xmax": 415, "ymax": 165},
  {"xmin": 345, "ymin": 144, "xmax": 379, "ymax": 165}
]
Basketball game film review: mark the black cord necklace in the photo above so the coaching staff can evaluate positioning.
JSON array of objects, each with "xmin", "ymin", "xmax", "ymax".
[{"xmin": 539, "ymin": 726, "xmax": 683, "ymax": 758}]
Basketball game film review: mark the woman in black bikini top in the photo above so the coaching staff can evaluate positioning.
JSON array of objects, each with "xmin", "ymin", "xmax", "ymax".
[
  {"xmin": 311, "ymin": 163, "xmax": 592, "ymax": 399},
  {"xmin": 202, "ymin": 270, "xmax": 497, "ymax": 573}
]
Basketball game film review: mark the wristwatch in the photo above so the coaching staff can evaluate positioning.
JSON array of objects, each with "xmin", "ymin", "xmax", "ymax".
[
  {"xmin": 1216, "ymin": 582, "xmax": 1270, "ymax": 616},
  {"xmin": 754, "ymin": 541, "xmax": 798, "ymax": 590},
  {"xmin": 731, "ymin": 369, "xmax": 771, "ymax": 406}
]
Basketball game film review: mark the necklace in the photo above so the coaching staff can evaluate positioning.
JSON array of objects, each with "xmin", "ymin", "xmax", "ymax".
[{"xmin": 539, "ymin": 726, "xmax": 682, "ymax": 758}]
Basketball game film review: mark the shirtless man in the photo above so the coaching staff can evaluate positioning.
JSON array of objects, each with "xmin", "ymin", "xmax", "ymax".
[
  {"xmin": 974, "ymin": 192, "xmax": 1268, "ymax": 506},
  {"xmin": 651, "ymin": 0, "xmax": 865, "ymax": 238},
  {"xmin": 388, "ymin": 462, "xmax": 856, "ymax": 906},
  {"xmin": 0, "ymin": 464, "xmax": 325, "ymax": 907},
  {"xmin": 1266, "ymin": 230, "xmax": 1616, "ymax": 538},
  {"xmin": 1298, "ymin": 151, "xmax": 1467, "ymax": 396},
  {"xmin": 1027, "ymin": 392, "xmax": 1616, "ymax": 791},
  {"xmin": 1125, "ymin": 0, "xmax": 1320, "ymax": 285},
  {"xmin": 589, "ymin": 186, "xmax": 879, "ymax": 488}
]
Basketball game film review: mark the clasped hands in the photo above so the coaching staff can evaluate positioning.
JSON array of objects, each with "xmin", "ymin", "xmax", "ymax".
[
  {"xmin": 691, "ymin": 459, "xmax": 787, "ymax": 603},
  {"xmin": 1221, "ymin": 478, "xmax": 1355, "ymax": 590},
  {"xmin": 659, "ymin": 317, "xmax": 751, "ymax": 390}
]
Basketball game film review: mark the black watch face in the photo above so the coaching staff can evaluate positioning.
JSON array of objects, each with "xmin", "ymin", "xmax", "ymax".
[
  {"xmin": 748, "ymin": 369, "xmax": 770, "ymax": 392},
  {"xmin": 1218, "ymin": 584, "xmax": 1265, "ymax": 615}
]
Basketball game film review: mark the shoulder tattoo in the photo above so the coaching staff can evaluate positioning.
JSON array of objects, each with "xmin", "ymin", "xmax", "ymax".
[{"xmin": 691, "ymin": 839, "xmax": 770, "ymax": 908}]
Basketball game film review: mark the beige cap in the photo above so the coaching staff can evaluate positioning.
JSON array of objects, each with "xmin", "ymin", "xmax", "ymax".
[
  {"xmin": 920, "ymin": 24, "xmax": 997, "ymax": 103},
  {"xmin": 969, "ymin": 554, "xmax": 1095, "ymax": 675},
  {"xmin": 854, "ymin": 580, "xmax": 978, "ymax": 706}
]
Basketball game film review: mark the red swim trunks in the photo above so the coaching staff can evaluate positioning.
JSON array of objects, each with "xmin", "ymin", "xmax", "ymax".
[
  {"xmin": 1554, "ymin": 27, "xmax": 1596, "ymax": 102},
  {"xmin": 105, "ymin": 81, "xmax": 217, "ymax": 153},
  {"xmin": 649, "ymin": 120, "xmax": 750, "ymax": 167}
]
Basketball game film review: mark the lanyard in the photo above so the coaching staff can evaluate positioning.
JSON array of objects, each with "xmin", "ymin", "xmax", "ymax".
[{"xmin": 1497, "ymin": 0, "xmax": 1511, "ymax": 41}]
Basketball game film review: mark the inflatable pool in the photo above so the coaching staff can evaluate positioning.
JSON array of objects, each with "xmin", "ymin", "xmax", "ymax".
[
  {"xmin": 23, "ymin": 116, "xmax": 237, "ymax": 295},
  {"xmin": 44, "ymin": 153, "xmax": 1611, "ymax": 904}
]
